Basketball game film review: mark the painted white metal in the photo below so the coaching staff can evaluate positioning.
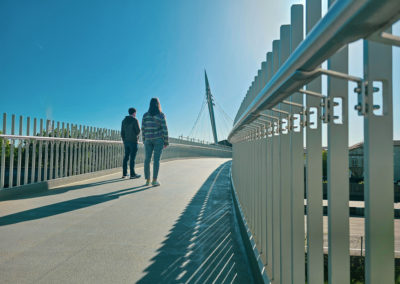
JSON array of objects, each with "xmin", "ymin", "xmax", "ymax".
[
  {"xmin": 0, "ymin": 114, "xmax": 227, "ymax": 192},
  {"xmin": 229, "ymin": 1, "xmax": 397, "ymax": 283},
  {"xmin": 9, "ymin": 115, "xmax": 15, "ymax": 188},
  {"xmin": 266, "ymin": 54, "xmax": 274, "ymax": 276},
  {"xmin": 290, "ymin": 5, "xmax": 305, "ymax": 284},
  {"xmin": 305, "ymin": 1, "xmax": 324, "ymax": 283},
  {"xmin": 363, "ymin": 35, "xmax": 394, "ymax": 284},
  {"xmin": 23, "ymin": 117, "xmax": 30, "ymax": 185},
  {"xmin": 1, "ymin": 114, "xmax": 6, "ymax": 188},
  {"xmin": 38, "ymin": 119, "xmax": 43, "ymax": 182},
  {"xmin": 31, "ymin": 119, "xmax": 37, "ymax": 183},
  {"xmin": 278, "ymin": 24, "xmax": 293, "ymax": 284},
  {"xmin": 327, "ymin": 1, "xmax": 350, "ymax": 282},
  {"xmin": 16, "ymin": 116, "xmax": 22, "ymax": 186}
]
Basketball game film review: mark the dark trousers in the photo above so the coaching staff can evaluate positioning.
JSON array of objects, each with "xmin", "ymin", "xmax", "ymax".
[{"xmin": 123, "ymin": 142, "xmax": 138, "ymax": 176}]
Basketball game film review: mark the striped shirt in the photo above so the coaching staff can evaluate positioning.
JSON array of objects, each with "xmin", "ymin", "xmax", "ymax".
[{"xmin": 142, "ymin": 112, "xmax": 169, "ymax": 145}]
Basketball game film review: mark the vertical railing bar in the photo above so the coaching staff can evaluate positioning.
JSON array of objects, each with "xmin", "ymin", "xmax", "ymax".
[
  {"xmin": 9, "ymin": 114, "xmax": 15, "ymax": 188},
  {"xmin": 49, "ymin": 120, "xmax": 54, "ymax": 180},
  {"xmin": 43, "ymin": 120, "xmax": 49, "ymax": 181},
  {"xmin": 305, "ymin": 0, "xmax": 324, "ymax": 283},
  {"xmin": 65, "ymin": 123, "xmax": 69, "ymax": 177},
  {"xmin": 73, "ymin": 125, "xmax": 77, "ymax": 175},
  {"xmin": 16, "ymin": 115, "xmax": 23, "ymax": 186},
  {"xmin": 69, "ymin": 124, "xmax": 73, "ymax": 176},
  {"xmin": 88, "ymin": 127, "xmax": 92, "ymax": 173},
  {"xmin": 23, "ymin": 116, "xmax": 30, "ymax": 185},
  {"xmin": 77, "ymin": 125, "xmax": 81, "ymax": 175},
  {"xmin": 290, "ymin": 4, "xmax": 305, "ymax": 284},
  {"xmin": 37, "ymin": 119, "xmax": 43, "ymax": 182},
  {"xmin": 31, "ymin": 118, "xmax": 37, "ymax": 183},
  {"xmin": 279, "ymin": 24, "xmax": 293, "ymax": 284},
  {"xmin": 364, "ymin": 34, "xmax": 394, "ymax": 284},
  {"xmin": 272, "ymin": 39, "xmax": 281, "ymax": 283},
  {"xmin": 0, "ymin": 113, "xmax": 7, "ymax": 189},
  {"xmin": 55, "ymin": 121, "xmax": 60, "ymax": 179},
  {"xmin": 327, "ymin": 0, "xmax": 350, "ymax": 282},
  {"xmin": 266, "ymin": 54, "xmax": 274, "ymax": 276},
  {"xmin": 60, "ymin": 122, "xmax": 65, "ymax": 178}
]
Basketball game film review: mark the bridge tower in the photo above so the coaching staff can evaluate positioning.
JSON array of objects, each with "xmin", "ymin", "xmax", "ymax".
[{"xmin": 204, "ymin": 70, "xmax": 218, "ymax": 144}]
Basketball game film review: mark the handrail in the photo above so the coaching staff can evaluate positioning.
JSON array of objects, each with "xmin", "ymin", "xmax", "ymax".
[
  {"xmin": 229, "ymin": 0, "xmax": 400, "ymax": 141},
  {"xmin": 0, "ymin": 134, "xmax": 232, "ymax": 152}
]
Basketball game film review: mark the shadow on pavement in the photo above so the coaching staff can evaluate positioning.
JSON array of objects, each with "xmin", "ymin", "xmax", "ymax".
[
  {"xmin": 9, "ymin": 177, "xmax": 128, "ymax": 200},
  {"xmin": 137, "ymin": 161, "xmax": 254, "ymax": 284},
  {"xmin": 0, "ymin": 184, "xmax": 152, "ymax": 226}
]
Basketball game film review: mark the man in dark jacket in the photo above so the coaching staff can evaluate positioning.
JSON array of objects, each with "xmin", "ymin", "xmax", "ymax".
[{"xmin": 121, "ymin": 108, "xmax": 141, "ymax": 179}]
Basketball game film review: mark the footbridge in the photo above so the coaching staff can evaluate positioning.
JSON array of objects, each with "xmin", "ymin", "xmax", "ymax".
[{"xmin": 1, "ymin": 0, "xmax": 400, "ymax": 283}]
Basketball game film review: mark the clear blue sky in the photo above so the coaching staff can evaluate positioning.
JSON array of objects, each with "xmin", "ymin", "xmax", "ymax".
[{"xmin": 0, "ymin": 0, "xmax": 399, "ymax": 145}]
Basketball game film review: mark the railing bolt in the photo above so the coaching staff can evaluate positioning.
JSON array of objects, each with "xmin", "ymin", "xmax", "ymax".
[{"xmin": 373, "ymin": 105, "xmax": 380, "ymax": 110}]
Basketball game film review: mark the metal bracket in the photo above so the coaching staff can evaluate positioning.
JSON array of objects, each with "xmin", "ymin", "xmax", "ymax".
[
  {"xmin": 271, "ymin": 108, "xmax": 290, "ymax": 115},
  {"xmin": 320, "ymin": 97, "xmax": 330, "ymax": 123},
  {"xmin": 296, "ymin": 68, "xmax": 362, "ymax": 83},
  {"xmin": 353, "ymin": 80, "xmax": 381, "ymax": 116},
  {"xmin": 298, "ymin": 88, "xmax": 325, "ymax": 98},
  {"xmin": 281, "ymin": 100, "xmax": 303, "ymax": 108},
  {"xmin": 259, "ymin": 111, "xmax": 279, "ymax": 120},
  {"xmin": 368, "ymin": 30, "xmax": 400, "ymax": 47}
]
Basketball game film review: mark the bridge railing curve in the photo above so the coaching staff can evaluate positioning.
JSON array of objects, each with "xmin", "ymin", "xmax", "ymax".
[
  {"xmin": 229, "ymin": 1, "xmax": 400, "ymax": 283},
  {"xmin": 0, "ymin": 113, "xmax": 231, "ymax": 191}
]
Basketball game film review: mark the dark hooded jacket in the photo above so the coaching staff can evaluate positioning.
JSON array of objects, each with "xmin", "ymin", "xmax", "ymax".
[{"xmin": 121, "ymin": 116, "xmax": 140, "ymax": 143}]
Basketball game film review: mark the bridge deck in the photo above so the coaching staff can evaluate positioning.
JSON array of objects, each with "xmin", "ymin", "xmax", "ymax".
[{"xmin": 0, "ymin": 158, "xmax": 253, "ymax": 284}]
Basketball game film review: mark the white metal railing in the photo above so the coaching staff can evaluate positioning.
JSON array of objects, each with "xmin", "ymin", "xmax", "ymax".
[
  {"xmin": 229, "ymin": 0, "xmax": 400, "ymax": 283},
  {"xmin": 0, "ymin": 113, "xmax": 231, "ymax": 190}
]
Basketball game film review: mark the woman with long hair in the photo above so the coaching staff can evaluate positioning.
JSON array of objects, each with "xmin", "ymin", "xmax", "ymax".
[{"xmin": 141, "ymin": 98, "xmax": 169, "ymax": 186}]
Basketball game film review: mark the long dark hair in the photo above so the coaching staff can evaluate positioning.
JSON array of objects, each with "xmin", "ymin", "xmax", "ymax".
[{"xmin": 148, "ymin": 97, "xmax": 162, "ymax": 116}]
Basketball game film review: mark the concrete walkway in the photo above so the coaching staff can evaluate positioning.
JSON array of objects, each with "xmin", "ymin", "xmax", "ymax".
[{"xmin": 0, "ymin": 158, "xmax": 253, "ymax": 284}]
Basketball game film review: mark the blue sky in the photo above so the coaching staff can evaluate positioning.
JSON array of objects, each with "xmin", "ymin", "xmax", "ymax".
[{"xmin": 0, "ymin": 0, "xmax": 399, "ymax": 145}]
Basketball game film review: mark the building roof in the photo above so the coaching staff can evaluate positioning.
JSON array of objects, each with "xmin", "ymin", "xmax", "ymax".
[{"xmin": 349, "ymin": 140, "xmax": 400, "ymax": 151}]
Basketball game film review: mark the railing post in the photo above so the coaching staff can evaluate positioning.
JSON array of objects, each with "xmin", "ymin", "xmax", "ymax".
[
  {"xmin": 363, "ymin": 34, "xmax": 394, "ymax": 284},
  {"xmin": 278, "ymin": 24, "xmax": 293, "ymax": 284},
  {"xmin": 23, "ymin": 117, "xmax": 30, "ymax": 185},
  {"xmin": 271, "ymin": 39, "xmax": 281, "ymax": 284},
  {"xmin": 16, "ymin": 116, "xmax": 23, "ymax": 186},
  {"xmin": 305, "ymin": 0, "xmax": 324, "ymax": 283},
  {"xmin": 327, "ymin": 0, "xmax": 350, "ymax": 282},
  {"xmin": 9, "ymin": 114, "xmax": 15, "ymax": 188},
  {"xmin": 266, "ymin": 53, "xmax": 274, "ymax": 277},
  {"xmin": 290, "ymin": 5, "xmax": 305, "ymax": 284},
  {"xmin": 1, "ymin": 113, "xmax": 6, "ymax": 189}
]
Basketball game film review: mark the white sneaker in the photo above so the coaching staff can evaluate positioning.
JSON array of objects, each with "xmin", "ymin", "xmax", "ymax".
[{"xmin": 152, "ymin": 180, "xmax": 160, "ymax": 187}]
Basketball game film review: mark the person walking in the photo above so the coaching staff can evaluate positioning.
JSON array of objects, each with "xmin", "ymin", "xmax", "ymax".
[
  {"xmin": 121, "ymin": 107, "xmax": 141, "ymax": 179},
  {"xmin": 142, "ymin": 98, "xmax": 169, "ymax": 186}
]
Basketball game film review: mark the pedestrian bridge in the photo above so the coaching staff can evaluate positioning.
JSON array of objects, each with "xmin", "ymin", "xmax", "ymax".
[
  {"xmin": 0, "ymin": 158, "xmax": 256, "ymax": 283},
  {"xmin": 1, "ymin": 0, "xmax": 400, "ymax": 283}
]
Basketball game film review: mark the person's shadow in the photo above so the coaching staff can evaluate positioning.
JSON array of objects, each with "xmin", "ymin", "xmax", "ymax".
[{"xmin": 0, "ymin": 185, "xmax": 152, "ymax": 226}]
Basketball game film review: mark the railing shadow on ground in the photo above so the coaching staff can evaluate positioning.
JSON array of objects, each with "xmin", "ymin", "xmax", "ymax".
[
  {"xmin": 4, "ymin": 177, "xmax": 128, "ymax": 201},
  {"xmin": 137, "ymin": 161, "xmax": 254, "ymax": 284},
  {"xmin": 0, "ymin": 184, "xmax": 152, "ymax": 226}
]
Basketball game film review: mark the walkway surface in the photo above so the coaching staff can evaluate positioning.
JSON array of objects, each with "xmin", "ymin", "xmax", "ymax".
[{"xmin": 0, "ymin": 158, "xmax": 253, "ymax": 284}]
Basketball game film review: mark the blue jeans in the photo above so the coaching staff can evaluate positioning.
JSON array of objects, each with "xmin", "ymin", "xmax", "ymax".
[
  {"xmin": 144, "ymin": 138, "xmax": 164, "ymax": 180},
  {"xmin": 123, "ymin": 142, "xmax": 138, "ymax": 176}
]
